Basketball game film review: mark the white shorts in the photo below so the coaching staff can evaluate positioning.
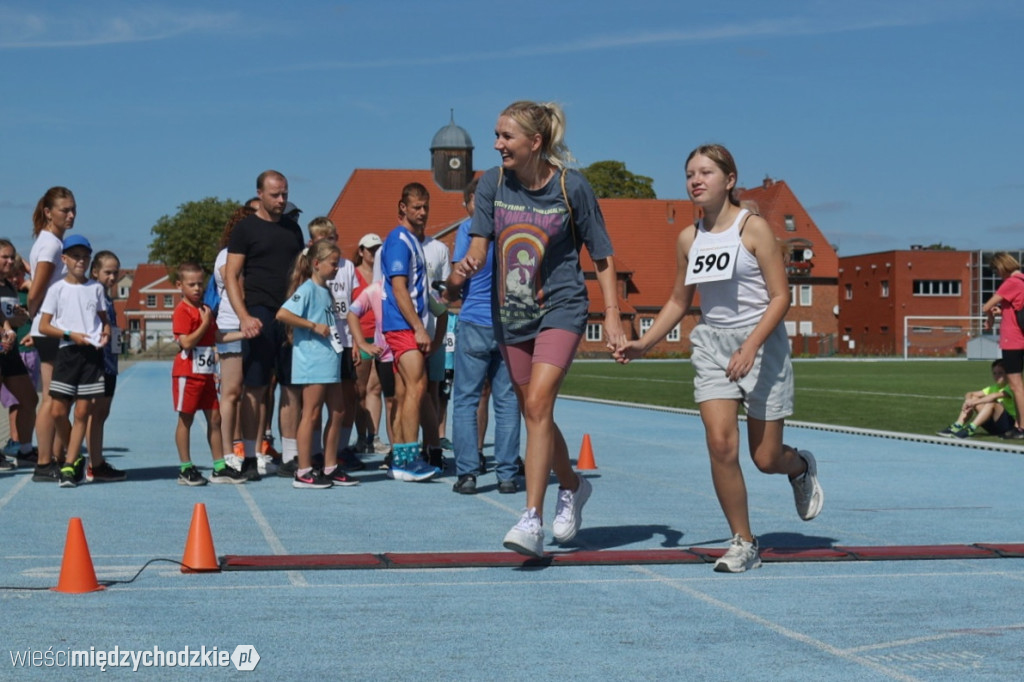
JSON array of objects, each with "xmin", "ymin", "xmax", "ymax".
[{"xmin": 690, "ymin": 321, "xmax": 793, "ymax": 421}]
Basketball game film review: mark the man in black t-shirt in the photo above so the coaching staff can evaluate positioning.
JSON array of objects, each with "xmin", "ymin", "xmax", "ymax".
[{"xmin": 224, "ymin": 170, "xmax": 304, "ymax": 478}]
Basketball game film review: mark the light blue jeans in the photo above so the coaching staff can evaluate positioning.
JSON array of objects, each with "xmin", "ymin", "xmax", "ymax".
[{"xmin": 452, "ymin": 319, "xmax": 521, "ymax": 480}]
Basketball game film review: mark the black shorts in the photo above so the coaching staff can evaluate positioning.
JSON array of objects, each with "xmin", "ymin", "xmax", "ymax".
[
  {"xmin": 50, "ymin": 345, "xmax": 104, "ymax": 399},
  {"xmin": 0, "ymin": 349, "xmax": 28, "ymax": 378},
  {"xmin": 33, "ymin": 335, "xmax": 61, "ymax": 363},
  {"xmin": 242, "ymin": 305, "xmax": 289, "ymax": 388},
  {"xmin": 981, "ymin": 410, "xmax": 1015, "ymax": 435},
  {"xmin": 102, "ymin": 373, "xmax": 117, "ymax": 398},
  {"xmin": 1002, "ymin": 348, "xmax": 1024, "ymax": 375},
  {"xmin": 375, "ymin": 359, "xmax": 396, "ymax": 398},
  {"xmin": 340, "ymin": 348, "xmax": 356, "ymax": 382}
]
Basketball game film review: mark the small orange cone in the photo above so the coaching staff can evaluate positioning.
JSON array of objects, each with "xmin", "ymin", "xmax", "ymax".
[
  {"xmin": 53, "ymin": 517, "xmax": 105, "ymax": 593},
  {"xmin": 576, "ymin": 434, "xmax": 597, "ymax": 470},
  {"xmin": 181, "ymin": 503, "xmax": 220, "ymax": 573}
]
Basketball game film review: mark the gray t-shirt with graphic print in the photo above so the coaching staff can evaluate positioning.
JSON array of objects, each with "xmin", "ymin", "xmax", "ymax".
[{"xmin": 470, "ymin": 166, "xmax": 613, "ymax": 344}]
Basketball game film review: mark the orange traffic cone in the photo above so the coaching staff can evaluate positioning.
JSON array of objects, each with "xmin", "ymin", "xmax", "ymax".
[
  {"xmin": 181, "ymin": 503, "xmax": 220, "ymax": 573},
  {"xmin": 53, "ymin": 517, "xmax": 105, "ymax": 593},
  {"xmin": 576, "ymin": 434, "xmax": 597, "ymax": 470}
]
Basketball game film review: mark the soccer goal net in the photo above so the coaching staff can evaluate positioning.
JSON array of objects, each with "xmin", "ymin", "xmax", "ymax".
[{"xmin": 902, "ymin": 316, "xmax": 994, "ymax": 360}]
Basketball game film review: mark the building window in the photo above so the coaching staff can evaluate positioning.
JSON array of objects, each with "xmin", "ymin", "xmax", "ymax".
[
  {"xmin": 163, "ymin": 295, "xmax": 174, "ymax": 307},
  {"xmin": 586, "ymin": 323, "xmax": 602, "ymax": 342},
  {"xmin": 845, "ymin": 284, "xmax": 853, "ymax": 300},
  {"xmin": 790, "ymin": 285, "xmax": 797, "ymax": 306},
  {"xmin": 799, "ymin": 285, "xmax": 812, "ymax": 306},
  {"xmin": 118, "ymin": 285, "xmax": 130, "ymax": 298},
  {"xmin": 912, "ymin": 280, "xmax": 961, "ymax": 296},
  {"xmin": 667, "ymin": 324, "xmax": 680, "ymax": 342},
  {"xmin": 784, "ymin": 321, "xmax": 796, "ymax": 336},
  {"xmin": 640, "ymin": 318, "xmax": 653, "ymax": 335},
  {"xmin": 881, "ymin": 280, "xmax": 889, "ymax": 298},
  {"xmin": 799, "ymin": 321, "xmax": 813, "ymax": 336},
  {"xmin": 784, "ymin": 215, "xmax": 795, "ymax": 231},
  {"xmin": 146, "ymin": 295, "xmax": 156, "ymax": 308},
  {"xmin": 129, "ymin": 319, "xmax": 140, "ymax": 331}
]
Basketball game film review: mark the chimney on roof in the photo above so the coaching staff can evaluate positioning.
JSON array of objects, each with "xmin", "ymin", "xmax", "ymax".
[
  {"xmin": 666, "ymin": 203, "xmax": 675, "ymax": 224},
  {"xmin": 762, "ymin": 176, "xmax": 774, "ymax": 189}
]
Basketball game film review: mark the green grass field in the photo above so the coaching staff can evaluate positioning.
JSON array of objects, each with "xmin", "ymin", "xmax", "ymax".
[{"xmin": 562, "ymin": 359, "xmax": 1009, "ymax": 439}]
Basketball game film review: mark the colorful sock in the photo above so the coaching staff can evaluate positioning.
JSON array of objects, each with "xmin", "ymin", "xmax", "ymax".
[
  {"xmin": 324, "ymin": 465, "xmax": 337, "ymax": 475},
  {"xmin": 180, "ymin": 462, "xmax": 195, "ymax": 473},
  {"xmin": 213, "ymin": 459, "xmax": 227, "ymax": 472},
  {"xmin": 297, "ymin": 467, "xmax": 312, "ymax": 478}
]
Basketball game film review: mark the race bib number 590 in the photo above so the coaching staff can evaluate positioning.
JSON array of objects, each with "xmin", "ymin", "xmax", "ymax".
[{"xmin": 684, "ymin": 241, "xmax": 739, "ymax": 285}]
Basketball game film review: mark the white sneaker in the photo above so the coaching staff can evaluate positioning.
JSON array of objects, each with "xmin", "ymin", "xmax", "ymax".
[
  {"xmin": 373, "ymin": 437, "xmax": 390, "ymax": 455},
  {"xmin": 551, "ymin": 475, "xmax": 592, "ymax": 543},
  {"xmin": 503, "ymin": 508, "xmax": 545, "ymax": 558},
  {"xmin": 224, "ymin": 453, "xmax": 243, "ymax": 472},
  {"xmin": 257, "ymin": 453, "xmax": 278, "ymax": 477},
  {"xmin": 714, "ymin": 534, "xmax": 761, "ymax": 573},
  {"xmin": 790, "ymin": 449, "xmax": 823, "ymax": 521}
]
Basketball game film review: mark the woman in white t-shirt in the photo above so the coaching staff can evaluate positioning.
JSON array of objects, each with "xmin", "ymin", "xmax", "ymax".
[
  {"xmin": 26, "ymin": 186, "xmax": 75, "ymax": 482},
  {"xmin": 214, "ymin": 205, "xmax": 255, "ymax": 465}
]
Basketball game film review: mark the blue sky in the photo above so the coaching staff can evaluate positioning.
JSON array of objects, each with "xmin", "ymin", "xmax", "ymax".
[{"xmin": 2, "ymin": 0, "xmax": 1022, "ymax": 268}]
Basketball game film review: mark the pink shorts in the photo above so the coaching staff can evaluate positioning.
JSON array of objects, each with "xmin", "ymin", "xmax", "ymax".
[
  {"xmin": 384, "ymin": 330, "xmax": 422, "ymax": 364},
  {"xmin": 500, "ymin": 328, "xmax": 582, "ymax": 386}
]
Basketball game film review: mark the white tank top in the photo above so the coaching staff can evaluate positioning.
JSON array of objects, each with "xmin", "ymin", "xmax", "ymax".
[{"xmin": 692, "ymin": 209, "xmax": 770, "ymax": 328}]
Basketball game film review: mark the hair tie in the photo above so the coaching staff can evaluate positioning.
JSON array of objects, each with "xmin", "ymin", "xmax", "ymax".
[{"xmin": 301, "ymin": 247, "xmax": 310, "ymax": 257}]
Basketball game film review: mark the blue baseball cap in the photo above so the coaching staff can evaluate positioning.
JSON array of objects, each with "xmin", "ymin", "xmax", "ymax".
[{"xmin": 62, "ymin": 234, "xmax": 93, "ymax": 253}]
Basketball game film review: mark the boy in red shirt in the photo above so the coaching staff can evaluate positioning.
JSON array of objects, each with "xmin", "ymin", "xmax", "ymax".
[{"xmin": 172, "ymin": 262, "xmax": 245, "ymax": 485}]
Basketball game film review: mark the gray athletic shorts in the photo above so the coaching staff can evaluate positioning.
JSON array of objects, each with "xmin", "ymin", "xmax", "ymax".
[{"xmin": 690, "ymin": 321, "xmax": 793, "ymax": 421}]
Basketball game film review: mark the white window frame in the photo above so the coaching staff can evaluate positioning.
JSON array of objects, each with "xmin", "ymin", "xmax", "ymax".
[
  {"xmin": 163, "ymin": 294, "xmax": 174, "ymax": 308},
  {"xmin": 784, "ymin": 321, "xmax": 797, "ymax": 337},
  {"xmin": 146, "ymin": 295, "xmax": 156, "ymax": 308},
  {"xmin": 640, "ymin": 318, "xmax": 654, "ymax": 335},
  {"xmin": 790, "ymin": 285, "xmax": 797, "ymax": 307},
  {"xmin": 666, "ymin": 324, "xmax": 681, "ymax": 342},
  {"xmin": 798, "ymin": 321, "xmax": 813, "ymax": 336},
  {"xmin": 585, "ymin": 323, "xmax": 602, "ymax": 343},
  {"xmin": 881, "ymin": 280, "xmax": 889, "ymax": 298},
  {"xmin": 799, "ymin": 285, "xmax": 812, "ymax": 306},
  {"xmin": 845, "ymin": 283, "xmax": 853, "ymax": 301}
]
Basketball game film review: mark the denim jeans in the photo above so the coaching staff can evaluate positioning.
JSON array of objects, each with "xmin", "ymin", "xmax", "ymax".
[{"xmin": 452, "ymin": 319, "xmax": 521, "ymax": 480}]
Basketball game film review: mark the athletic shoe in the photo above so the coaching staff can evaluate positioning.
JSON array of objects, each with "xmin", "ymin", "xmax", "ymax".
[
  {"xmin": 389, "ymin": 458, "xmax": 437, "ymax": 482},
  {"xmin": 503, "ymin": 508, "xmax": 545, "ymax": 558},
  {"xmin": 478, "ymin": 451, "xmax": 487, "ymax": 474},
  {"xmin": 86, "ymin": 461, "xmax": 127, "ymax": 483},
  {"xmin": 498, "ymin": 479, "xmax": 518, "ymax": 494},
  {"xmin": 257, "ymin": 453, "xmax": 279, "ymax": 476},
  {"xmin": 59, "ymin": 457, "xmax": 86, "ymax": 488},
  {"xmin": 438, "ymin": 437, "xmax": 454, "ymax": 451},
  {"xmin": 953, "ymin": 426, "xmax": 975, "ymax": 439},
  {"xmin": 276, "ymin": 458, "xmax": 298, "ymax": 478},
  {"xmin": 452, "ymin": 474, "xmax": 477, "ymax": 494},
  {"xmin": 225, "ymin": 442, "xmax": 244, "ymax": 471},
  {"xmin": 210, "ymin": 465, "xmax": 246, "ymax": 484},
  {"xmin": 240, "ymin": 457, "xmax": 262, "ymax": 481},
  {"xmin": 1001, "ymin": 428, "xmax": 1024, "ymax": 440},
  {"xmin": 379, "ymin": 453, "xmax": 393, "ymax": 470},
  {"xmin": 2, "ymin": 439, "xmax": 22, "ymax": 457},
  {"xmin": 790, "ymin": 450, "xmax": 824, "ymax": 521},
  {"xmin": 0, "ymin": 455, "xmax": 14, "ymax": 472},
  {"xmin": 936, "ymin": 424, "xmax": 961, "ymax": 438},
  {"xmin": 16, "ymin": 448, "xmax": 38, "ymax": 467},
  {"xmin": 552, "ymin": 474, "xmax": 592, "ymax": 543},
  {"xmin": 177, "ymin": 466, "xmax": 208, "ymax": 487},
  {"xmin": 325, "ymin": 467, "xmax": 360, "ymax": 487},
  {"xmin": 293, "ymin": 468, "xmax": 333, "ymax": 489},
  {"xmin": 373, "ymin": 437, "xmax": 390, "ymax": 455},
  {"xmin": 714, "ymin": 534, "xmax": 761, "ymax": 573},
  {"xmin": 338, "ymin": 447, "xmax": 366, "ymax": 472},
  {"xmin": 32, "ymin": 461, "xmax": 60, "ymax": 483},
  {"xmin": 261, "ymin": 437, "xmax": 281, "ymax": 460}
]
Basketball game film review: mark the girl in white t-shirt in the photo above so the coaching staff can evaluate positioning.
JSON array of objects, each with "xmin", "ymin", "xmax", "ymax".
[
  {"xmin": 26, "ymin": 187, "xmax": 75, "ymax": 482},
  {"xmin": 614, "ymin": 144, "xmax": 824, "ymax": 573}
]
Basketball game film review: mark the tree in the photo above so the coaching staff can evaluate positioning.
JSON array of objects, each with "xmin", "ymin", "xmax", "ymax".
[
  {"xmin": 580, "ymin": 160, "xmax": 657, "ymax": 199},
  {"xmin": 148, "ymin": 197, "xmax": 241, "ymax": 276}
]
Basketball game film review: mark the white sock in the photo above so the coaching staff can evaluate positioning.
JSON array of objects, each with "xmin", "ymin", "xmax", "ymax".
[{"xmin": 281, "ymin": 438, "xmax": 298, "ymax": 463}]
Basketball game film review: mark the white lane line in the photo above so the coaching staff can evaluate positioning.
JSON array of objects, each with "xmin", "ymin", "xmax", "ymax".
[
  {"xmin": 0, "ymin": 474, "xmax": 30, "ymax": 512},
  {"xmin": 235, "ymin": 485, "xmax": 308, "ymax": 587},
  {"xmin": 628, "ymin": 565, "xmax": 924, "ymax": 682}
]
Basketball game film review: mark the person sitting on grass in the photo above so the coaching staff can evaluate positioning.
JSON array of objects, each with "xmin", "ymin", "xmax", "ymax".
[{"xmin": 937, "ymin": 359, "xmax": 1018, "ymax": 439}]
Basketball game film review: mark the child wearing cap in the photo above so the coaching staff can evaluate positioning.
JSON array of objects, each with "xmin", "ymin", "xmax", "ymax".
[{"xmin": 37, "ymin": 234, "xmax": 112, "ymax": 488}]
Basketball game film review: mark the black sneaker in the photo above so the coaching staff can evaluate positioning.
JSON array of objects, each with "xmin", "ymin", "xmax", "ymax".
[
  {"xmin": 338, "ymin": 447, "xmax": 367, "ymax": 472},
  {"xmin": 379, "ymin": 452, "xmax": 393, "ymax": 470},
  {"xmin": 325, "ymin": 467, "xmax": 360, "ymax": 487},
  {"xmin": 1001, "ymin": 428, "xmax": 1024, "ymax": 440},
  {"xmin": 87, "ymin": 461, "xmax": 127, "ymax": 483},
  {"xmin": 32, "ymin": 461, "xmax": 60, "ymax": 483},
  {"xmin": 58, "ymin": 458, "xmax": 85, "ymax": 488},
  {"xmin": 177, "ymin": 465, "xmax": 208, "ymax": 486},
  {"xmin": 293, "ymin": 468, "xmax": 333, "ymax": 489},
  {"xmin": 498, "ymin": 479, "xmax": 519, "ymax": 494},
  {"xmin": 452, "ymin": 474, "xmax": 477, "ymax": 494},
  {"xmin": 240, "ymin": 457, "xmax": 262, "ymax": 481},
  {"xmin": 16, "ymin": 448, "xmax": 39, "ymax": 467},
  {"xmin": 0, "ymin": 454, "xmax": 14, "ymax": 472},
  {"xmin": 478, "ymin": 451, "xmax": 487, "ymax": 475},
  {"xmin": 210, "ymin": 464, "xmax": 247, "ymax": 484},
  {"xmin": 276, "ymin": 458, "xmax": 298, "ymax": 478}
]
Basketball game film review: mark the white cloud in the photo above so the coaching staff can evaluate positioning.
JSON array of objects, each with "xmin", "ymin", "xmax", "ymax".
[{"xmin": 0, "ymin": 6, "xmax": 242, "ymax": 49}]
